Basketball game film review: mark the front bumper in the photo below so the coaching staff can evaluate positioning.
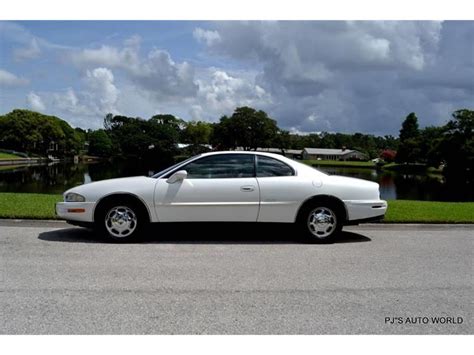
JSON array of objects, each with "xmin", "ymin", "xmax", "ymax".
[
  {"xmin": 343, "ymin": 200, "xmax": 387, "ymax": 222},
  {"xmin": 55, "ymin": 202, "xmax": 96, "ymax": 222}
]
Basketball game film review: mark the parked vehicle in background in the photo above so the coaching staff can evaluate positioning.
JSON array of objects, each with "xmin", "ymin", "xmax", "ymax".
[{"xmin": 56, "ymin": 151, "xmax": 387, "ymax": 242}]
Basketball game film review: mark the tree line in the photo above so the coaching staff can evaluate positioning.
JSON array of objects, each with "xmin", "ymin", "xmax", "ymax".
[
  {"xmin": 396, "ymin": 109, "xmax": 473, "ymax": 181},
  {"xmin": 0, "ymin": 109, "xmax": 84, "ymax": 157},
  {"xmin": 0, "ymin": 107, "xmax": 398, "ymax": 159},
  {"xmin": 0, "ymin": 106, "xmax": 472, "ymax": 180}
]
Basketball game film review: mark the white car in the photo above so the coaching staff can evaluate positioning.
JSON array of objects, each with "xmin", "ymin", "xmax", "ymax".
[{"xmin": 56, "ymin": 151, "xmax": 387, "ymax": 242}]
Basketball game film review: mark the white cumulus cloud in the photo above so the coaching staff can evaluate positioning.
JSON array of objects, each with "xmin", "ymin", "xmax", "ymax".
[
  {"xmin": 27, "ymin": 92, "xmax": 46, "ymax": 111},
  {"xmin": 70, "ymin": 36, "xmax": 197, "ymax": 99},
  {"xmin": 0, "ymin": 69, "xmax": 29, "ymax": 86},
  {"xmin": 131, "ymin": 48, "xmax": 197, "ymax": 98},
  {"xmin": 41, "ymin": 68, "xmax": 121, "ymax": 127},
  {"xmin": 85, "ymin": 67, "xmax": 119, "ymax": 114},
  {"xmin": 193, "ymin": 27, "xmax": 221, "ymax": 46},
  {"xmin": 53, "ymin": 88, "xmax": 87, "ymax": 116},
  {"xmin": 191, "ymin": 69, "xmax": 272, "ymax": 120}
]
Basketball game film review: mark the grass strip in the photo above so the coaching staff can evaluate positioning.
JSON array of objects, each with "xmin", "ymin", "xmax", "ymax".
[
  {"xmin": 384, "ymin": 200, "xmax": 474, "ymax": 223},
  {"xmin": 0, "ymin": 193, "xmax": 62, "ymax": 219},
  {"xmin": 0, "ymin": 152, "xmax": 23, "ymax": 159}
]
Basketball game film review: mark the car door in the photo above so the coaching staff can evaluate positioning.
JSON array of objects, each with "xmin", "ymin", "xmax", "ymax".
[
  {"xmin": 255, "ymin": 155, "xmax": 308, "ymax": 223},
  {"xmin": 154, "ymin": 154, "xmax": 260, "ymax": 222}
]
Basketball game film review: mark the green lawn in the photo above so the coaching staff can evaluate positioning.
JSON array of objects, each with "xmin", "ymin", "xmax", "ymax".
[
  {"xmin": 0, "ymin": 152, "xmax": 22, "ymax": 159},
  {"xmin": 302, "ymin": 159, "xmax": 376, "ymax": 168},
  {"xmin": 0, "ymin": 193, "xmax": 472, "ymax": 223},
  {"xmin": 0, "ymin": 193, "xmax": 62, "ymax": 219},
  {"xmin": 384, "ymin": 200, "xmax": 474, "ymax": 223}
]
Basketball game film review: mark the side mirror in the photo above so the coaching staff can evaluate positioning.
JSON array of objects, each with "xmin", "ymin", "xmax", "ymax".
[{"xmin": 166, "ymin": 170, "xmax": 187, "ymax": 184}]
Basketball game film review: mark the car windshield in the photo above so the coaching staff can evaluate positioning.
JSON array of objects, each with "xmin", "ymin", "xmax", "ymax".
[{"xmin": 151, "ymin": 155, "xmax": 199, "ymax": 178}]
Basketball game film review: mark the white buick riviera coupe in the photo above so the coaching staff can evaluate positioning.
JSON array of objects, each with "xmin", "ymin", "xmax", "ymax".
[{"xmin": 56, "ymin": 151, "xmax": 387, "ymax": 242}]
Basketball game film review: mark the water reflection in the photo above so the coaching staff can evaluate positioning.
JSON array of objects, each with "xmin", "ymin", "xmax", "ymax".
[
  {"xmin": 0, "ymin": 161, "xmax": 471, "ymax": 201},
  {"xmin": 318, "ymin": 166, "xmax": 471, "ymax": 201}
]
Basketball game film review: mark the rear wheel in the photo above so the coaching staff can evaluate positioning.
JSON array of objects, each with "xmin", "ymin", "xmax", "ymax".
[
  {"xmin": 95, "ymin": 200, "xmax": 148, "ymax": 242},
  {"xmin": 298, "ymin": 203, "xmax": 343, "ymax": 243}
]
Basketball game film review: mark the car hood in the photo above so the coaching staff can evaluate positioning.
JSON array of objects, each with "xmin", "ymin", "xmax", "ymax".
[{"xmin": 65, "ymin": 176, "xmax": 154, "ymax": 197}]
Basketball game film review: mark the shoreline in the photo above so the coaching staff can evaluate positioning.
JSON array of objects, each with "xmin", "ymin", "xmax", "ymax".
[{"xmin": 0, "ymin": 157, "xmax": 50, "ymax": 166}]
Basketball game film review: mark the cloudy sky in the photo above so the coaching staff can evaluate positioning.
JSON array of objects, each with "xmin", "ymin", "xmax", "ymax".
[{"xmin": 0, "ymin": 21, "xmax": 472, "ymax": 135}]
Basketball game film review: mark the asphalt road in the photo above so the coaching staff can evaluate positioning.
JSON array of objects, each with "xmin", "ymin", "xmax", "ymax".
[{"xmin": 0, "ymin": 220, "xmax": 472, "ymax": 334}]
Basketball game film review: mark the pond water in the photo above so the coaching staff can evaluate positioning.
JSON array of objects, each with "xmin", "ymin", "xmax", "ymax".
[{"xmin": 0, "ymin": 160, "xmax": 472, "ymax": 201}]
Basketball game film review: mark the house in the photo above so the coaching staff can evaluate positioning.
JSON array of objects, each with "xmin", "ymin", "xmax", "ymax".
[
  {"xmin": 255, "ymin": 148, "xmax": 303, "ymax": 159},
  {"xmin": 284, "ymin": 149, "xmax": 303, "ymax": 159},
  {"xmin": 302, "ymin": 148, "xmax": 367, "ymax": 161},
  {"xmin": 255, "ymin": 147, "xmax": 284, "ymax": 154}
]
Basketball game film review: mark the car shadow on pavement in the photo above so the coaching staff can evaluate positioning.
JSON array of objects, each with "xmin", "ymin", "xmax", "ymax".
[{"xmin": 38, "ymin": 223, "xmax": 371, "ymax": 245}]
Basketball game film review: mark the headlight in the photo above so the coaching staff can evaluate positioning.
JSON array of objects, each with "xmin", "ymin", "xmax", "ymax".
[{"xmin": 65, "ymin": 192, "xmax": 86, "ymax": 202}]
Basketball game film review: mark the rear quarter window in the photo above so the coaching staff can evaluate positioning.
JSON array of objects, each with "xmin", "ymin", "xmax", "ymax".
[{"xmin": 256, "ymin": 155, "xmax": 295, "ymax": 177}]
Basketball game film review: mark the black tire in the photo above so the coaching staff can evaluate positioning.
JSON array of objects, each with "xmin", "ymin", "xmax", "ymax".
[
  {"xmin": 297, "ymin": 201, "xmax": 343, "ymax": 243},
  {"xmin": 95, "ymin": 198, "xmax": 149, "ymax": 242}
]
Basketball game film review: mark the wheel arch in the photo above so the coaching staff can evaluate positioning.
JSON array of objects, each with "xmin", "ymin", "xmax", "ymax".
[
  {"xmin": 295, "ymin": 194, "xmax": 348, "ymax": 224},
  {"xmin": 93, "ymin": 192, "xmax": 151, "ymax": 223}
]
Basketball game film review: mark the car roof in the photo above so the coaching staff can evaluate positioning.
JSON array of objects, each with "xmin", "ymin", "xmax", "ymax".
[{"xmin": 200, "ymin": 150, "xmax": 286, "ymax": 158}]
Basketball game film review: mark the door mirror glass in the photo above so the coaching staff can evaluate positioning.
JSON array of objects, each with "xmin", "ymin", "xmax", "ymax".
[{"xmin": 166, "ymin": 170, "xmax": 187, "ymax": 184}]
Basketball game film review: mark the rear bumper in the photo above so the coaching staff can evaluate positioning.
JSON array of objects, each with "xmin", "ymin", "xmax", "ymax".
[
  {"xmin": 343, "ymin": 199, "xmax": 387, "ymax": 222},
  {"xmin": 56, "ymin": 202, "xmax": 95, "ymax": 222}
]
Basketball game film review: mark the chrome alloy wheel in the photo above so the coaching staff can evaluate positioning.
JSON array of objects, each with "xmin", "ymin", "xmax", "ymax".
[
  {"xmin": 105, "ymin": 206, "xmax": 137, "ymax": 238},
  {"xmin": 307, "ymin": 207, "xmax": 337, "ymax": 238}
]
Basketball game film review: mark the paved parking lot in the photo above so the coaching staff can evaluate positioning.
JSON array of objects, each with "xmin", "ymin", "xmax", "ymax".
[{"xmin": 0, "ymin": 221, "xmax": 472, "ymax": 334}]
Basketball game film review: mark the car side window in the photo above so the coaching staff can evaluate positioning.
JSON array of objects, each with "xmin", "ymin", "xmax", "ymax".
[
  {"xmin": 183, "ymin": 154, "xmax": 255, "ymax": 179},
  {"xmin": 257, "ymin": 155, "xmax": 295, "ymax": 177}
]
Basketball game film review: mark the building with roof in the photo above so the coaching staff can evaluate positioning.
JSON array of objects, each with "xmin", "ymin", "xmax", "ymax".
[
  {"xmin": 302, "ymin": 148, "xmax": 367, "ymax": 161},
  {"xmin": 255, "ymin": 148, "xmax": 303, "ymax": 159}
]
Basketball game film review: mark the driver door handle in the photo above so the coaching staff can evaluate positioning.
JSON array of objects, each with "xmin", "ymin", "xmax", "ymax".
[{"xmin": 240, "ymin": 185, "xmax": 255, "ymax": 192}]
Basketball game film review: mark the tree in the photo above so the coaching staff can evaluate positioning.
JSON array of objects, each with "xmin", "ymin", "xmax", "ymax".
[
  {"xmin": 273, "ymin": 130, "xmax": 291, "ymax": 150},
  {"xmin": 319, "ymin": 132, "xmax": 336, "ymax": 149},
  {"xmin": 382, "ymin": 135, "xmax": 399, "ymax": 151},
  {"xmin": 210, "ymin": 115, "xmax": 233, "ymax": 149},
  {"xmin": 103, "ymin": 115, "xmax": 150, "ymax": 156},
  {"xmin": 399, "ymin": 112, "xmax": 419, "ymax": 141},
  {"xmin": 182, "ymin": 121, "xmax": 213, "ymax": 145},
  {"xmin": 88, "ymin": 129, "xmax": 113, "ymax": 156},
  {"xmin": 212, "ymin": 107, "xmax": 279, "ymax": 150},
  {"xmin": 419, "ymin": 126, "xmax": 444, "ymax": 167},
  {"xmin": 0, "ymin": 109, "xmax": 83, "ymax": 157},
  {"xmin": 380, "ymin": 149, "xmax": 397, "ymax": 162},
  {"xmin": 148, "ymin": 114, "xmax": 183, "ymax": 159},
  {"xmin": 437, "ymin": 109, "xmax": 473, "ymax": 181},
  {"xmin": 396, "ymin": 112, "xmax": 421, "ymax": 163},
  {"xmin": 102, "ymin": 113, "xmax": 182, "ymax": 164}
]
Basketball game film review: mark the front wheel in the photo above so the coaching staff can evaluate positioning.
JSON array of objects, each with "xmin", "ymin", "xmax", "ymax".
[
  {"xmin": 96, "ymin": 202, "xmax": 147, "ymax": 242},
  {"xmin": 298, "ymin": 204, "xmax": 343, "ymax": 243}
]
